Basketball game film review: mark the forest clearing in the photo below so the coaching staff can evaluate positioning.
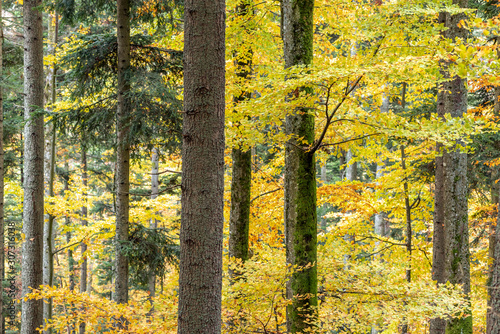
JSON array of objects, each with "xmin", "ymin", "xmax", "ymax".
[{"xmin": 1, "ymin": 0, "xmax": 500, "ymax": 333}]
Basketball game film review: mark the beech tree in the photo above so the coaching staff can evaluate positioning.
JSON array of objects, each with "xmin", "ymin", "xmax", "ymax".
[
  {"xmin": 177, "ymin": 0, "xmax": 226, "ymax": 332},
  {"xmin": 229, "ymin": 0, "xmax": 253, "ymax": 267},
  {"xmin": 282, "ymin": 0, "xmax": 317, "ymax": 332}
]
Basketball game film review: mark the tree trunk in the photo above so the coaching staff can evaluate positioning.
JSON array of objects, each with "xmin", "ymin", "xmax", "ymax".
[
  {"xmin": 63, "ymin": 162, "xmax": 75, "ymax": 333},
  {"xmin": 372, "ymin": 94, "xmax": 390, "ymax": 334},
  {"xmin": 21, "ymin": 0, "xmax": 45, "ymax": 331},
  {"xmin": 282, "ymin": 0, "xmax": 317, "ymax": 332},
  {"xmin": 486, "ymin": 86, "xmax": 500, "ymax": 334},
  {"xmin": 374, "ymin": 94, "xmax": 390, "ymax": 242},
  {"xmin": 430, "ymin": 87, "xmax": 446, "ymax": 334},
  {"xmin": 0, "ymin": 3, "xmax": 4, "ymax": 332},
  {"xmin": 148, "ymin": 148, "xmax": 158, "ymax": 310},
  {"xmin": 79, "ymin": 147, "xmax": 88, "ymax": 334},
  {"xmin": 43, "ymin": 14, "xmax": 58, "ymax": 334},
  {"xmin": 177, "ymin": 0, "xmax": 225, "ymax": 332},
  {"xmin": 345, "ymin": 149, "xmax": 357, "ymax": 181},
  {"xmin": 114, "ymin": 0, "xmax": 131, "ymax": 306},
  {"xmin": 434, "ymin": 3, "xmax": 472, "ymax": 333},
  {"xmin": 229, "ymin": 0, "xmax": 253, "ymax": 268}
]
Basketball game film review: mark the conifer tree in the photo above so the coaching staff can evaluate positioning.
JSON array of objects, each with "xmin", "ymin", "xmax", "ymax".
[
  {"xmin": 115, "ymin": 0, "xmax": 131, "ymax": 305},
  {"xmin": 177, "ymin": 0, "xmax": 225, "ymax": 332},
  {"xmin": 21, "ymin": 0, "xmax": 45, "ymax": 332},
  {"xmin": 431, "ymin": 2, "xmax": 472, "ymax": 333}
]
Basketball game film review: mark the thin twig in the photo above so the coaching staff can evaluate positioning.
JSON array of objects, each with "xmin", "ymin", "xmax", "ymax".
[
  {"xmin": 250, "ymin": 188, "xmax": 282, "ymax": 203},
  {"xmin": 319, "ymin": 133, "xmax": 381, "ymax": 148}
]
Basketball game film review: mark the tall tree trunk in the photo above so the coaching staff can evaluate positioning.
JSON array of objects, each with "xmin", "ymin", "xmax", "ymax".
[
  {"xmin": 374, "ymin": 94, "xmax": 390, "ymax": 242},
  {"xmin": 282, "ymin": 0, "xmax": 317, "ymax": 332},
  {"xmin": 229, "ymin": 0, "xmax": 253, "ymax": 268},
  {"xmin": 432, "ymin": 3, "xmax": 472, "ymax": 333},
  {"xmin": 43, "ymin": 14, "xmax": 58, "ymax": 334},
  {"xmin": 63, "ymin": 162, "xmax": 76, "ymax": 333},
  {"xmin": 79, "ymin": 147, "xmax": 88, "ymax": 334},
  {"xmin": 486, "ymin": 86, "xmax": 500, "ymax": 334},
  {"xmin": 177, "ymin": 0, "xmax": 226, "ymax": 332},
  {"xmin": 21, "ymin": 0, "xmax": 45, "ymax": 331},
  {"xmin": 401, "ymin": 83, "xmax": 412, "ymax": 334},
  {"xmin": 371, "ymin": 93, "xmax": 390, "ymax": 334},
  {"xmin": 148, "ymin": 148, "xmax": 159, "ymax": 309},
  {"xmin": 430, "ymin": 5, "xmax": 471, "ymax": 332},
  {"xmin": 430, "ymin": 87, "xmax": 446, "ymax": 334},
  {"xmin": 443, "ymin": 7, "xmax": 471, "ymax": 334},
  {"xmin": 0, "ymin": 3, "xmax": 4, "ymax": 331},
  {"xmin": 114, "ymin": 0, "xmax": 131, "ymax": 306}
]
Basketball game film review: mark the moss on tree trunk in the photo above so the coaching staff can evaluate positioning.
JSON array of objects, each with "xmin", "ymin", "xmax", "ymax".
[{"xmin": 282, "ymin": 0, "xmax": 317, "ymax": 332}]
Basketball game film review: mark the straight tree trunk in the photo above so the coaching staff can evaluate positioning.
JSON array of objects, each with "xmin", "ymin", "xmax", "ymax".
[
  {"xmin": 148, "ymin": 148, "xmax": 159, "ymax": 307},
  {"xmin": 114, "ymin": 0, "xmax": 131, "ymax": 306},
  {"xmin": 43, "ymin": 14, "xmax": 58, "ymax": 334},
  {"xmin": 434, "ymin": 3, "xmax": 472, "ymax": 333},
  {"xmin": 371, "ymin": 93, "xmax": 390, "ymax": 334},
  {"xmin": 0, "ymin": 3, "xmax": 4, "ymax": 331},
  {"xmin": 374, "ymin": 94, "xmax": 390, "ymax": 242},
  {"xmin": 229, "ymin": 0, "xmax": 253, "ymax": 267},
  {"xmin": 486, "ymin": 86, "xmax": 500, "ymax": 334},
  {"xmin": 282, "ymin": 0, "xmax": 317, "ymax": 332},
  {"xmin": 177, "ymin": 0, "xmax": 225, "ymax": 332},
  {"xmin": 21, "ymin": 0, "xmax": 45, "ymax": 331},
  {"xmin": 430, "ymin": 87, "xmax": 446, "ymax": 334},
  {"xmin": 79, "ymin": 147, "xmax": 88, "ymax": 334},
  {"xmin": 63, "ymin": 162, "xmax": 75, "ymax": 333}
]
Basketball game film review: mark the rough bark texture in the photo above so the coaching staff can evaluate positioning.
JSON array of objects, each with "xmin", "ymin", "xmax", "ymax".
[
  {"xmin": 430, "ymin": 88, "xmax": 447, "ymax": 334},
  {"xmin": 21, "ymin": 0, "xmax": 45, "ymax": 332},
  {"xmin": 431, "ymin": 4, "xmax": 471, "ymax": 332},
  {"xmin": 282, "ymin": 0, "xmax": 317, "ymax": 332},
  {"xmin": 114, "ymin": 0, "xmax": 131, "ymax": 306},
  {"xmin": 433, "ymin": 3, "xmax": 472, "ymax": 333},
  {"xmin": 0, "ymin": 4, "xmax": 4, "ymax": 332},
  {"xmin": 442, "ymin": 7, "xmax": 471, "ymax": 334},
  {"xmin": 229, "ymin": 148, "xmax": 251, "ymax": 262},
  {"xmin": 43, "ymin": 14, "xmax": 58, "ymax": 333},
  {"xmin": 80, "ymin": 148, "xmax": 88, "ymax": 334},
  {"xmin": 177, "ymin": 0, "xmax": 225, "ymax": 332},
  {"xmin": 486, "ymin": 86, "xmax": 500, "ymax": 334},
  {"xmin": 229, "ymin": 0, "xmax": 253, "ymax": 266}
]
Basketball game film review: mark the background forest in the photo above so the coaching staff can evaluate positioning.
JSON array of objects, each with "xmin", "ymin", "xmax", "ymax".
[{"xmin": 2, "ymin": 0, "xmax": 500, "ymax": 333}]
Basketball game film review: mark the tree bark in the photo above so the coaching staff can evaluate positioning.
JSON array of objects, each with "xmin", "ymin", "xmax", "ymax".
[
  {"xmin": 229, "ymin": 148, "xmax": 251, "ymax": 263},
  {"xmin": 43, "ymin": 14, "xmax": 58, "ymax": 334},
  {"xmin": 148, "ymin": 148, "xmax": 158, "ymax": 312},
  {"xmin": 21, "ymin": 0, "xmax": 45, "ymax": 331},
  {"xmin": 0, "ymin": 3, "xmax": 4, "ymax": 332},
  {"xmin": 372, "ymin": 93, "xmax": 390, "ymax": 334},
  {"xmin": 430, "ymin": 87, "xmax": 447, "ymax": 334},
  {"xmin": 229, "ymin": 0, "xmax": 253, "ymax": 268},
  {"xmin": 282, "ymin": 0, "xmax": 317, "ymax": 332},
  {"xmin": 374, "ymin": 94, "xmax": 390, "ymax": 242},
  {"xmin": 486, "ymin": 86, "xmax": 500, "ymax": 334},
  {"xmin": 433, "ymin": 3, "xmax": 472, "ymax": 333},
  {"xmin": 177, "ymin": 0, "xmax": 225, "ymax": 332},
  {"xmin": 79, "ymin": 147, "xmax": 88, "ymax": 334},
  {"xmin": 114, "ymin": 0, "xmax": 131, "ymax": 306}
]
